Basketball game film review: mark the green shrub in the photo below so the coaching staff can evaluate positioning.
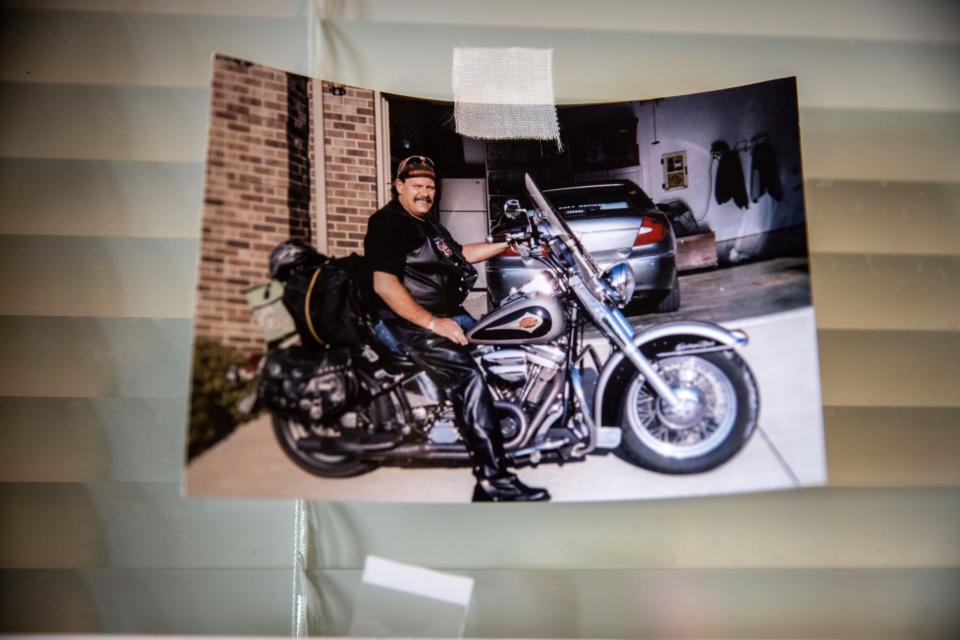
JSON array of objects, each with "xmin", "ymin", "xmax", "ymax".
[{"xmin": 188, "ymin": 338, "xmax": 257, "ymax": 460}]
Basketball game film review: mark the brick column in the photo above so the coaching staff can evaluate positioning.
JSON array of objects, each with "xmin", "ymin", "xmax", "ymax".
[
  {"xmin": 287, "ymin": 73, "xmax": 312, "ymax": 241},
  {"xmin": 196, "ymin": 56, "xmax": 314, "ymax": 353},
  {"xmin": 320, "ymin": 83, "xmax": 379, "ymax": 257}
]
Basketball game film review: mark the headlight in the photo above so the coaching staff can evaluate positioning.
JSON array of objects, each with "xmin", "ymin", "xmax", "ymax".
[{"xmin": 602, "ymin": 262, "xmax": 636, "ymax": 306}]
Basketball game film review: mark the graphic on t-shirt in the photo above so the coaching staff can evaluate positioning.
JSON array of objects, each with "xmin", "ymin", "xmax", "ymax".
[{"xmin": 433, "ymin": 236, "xmax": 454, "ymax": 258}]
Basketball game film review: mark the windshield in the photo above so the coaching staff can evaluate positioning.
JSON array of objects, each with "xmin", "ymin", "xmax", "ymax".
[
  {"xmin": 524, "ymin": 174, "xmax": 603, "ymax": 279},
  {"xmin": 543, "ymin": 183, "xmax": 655, "ymax": 219}
]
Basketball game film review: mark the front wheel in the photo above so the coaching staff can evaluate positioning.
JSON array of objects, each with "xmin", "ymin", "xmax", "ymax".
[
  {"xmin": 619, "ymin": 350, "xmax": 759, "ymax": 474},
  {"xmin": 272, "ymin": 414, "xmax": 378, "ymax": 478}
]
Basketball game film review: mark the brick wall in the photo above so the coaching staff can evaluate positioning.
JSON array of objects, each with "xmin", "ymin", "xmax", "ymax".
[
  {"xmin": 195, "ymin": 56, "xmax": 314, "ymax": 353},
  {"xmin": 320, "ymin": 82, "xmax": 379, "ymax": 257},
  {"xmin": 195, "ymin": 60, "xmax": 380, "ymax": 353}
]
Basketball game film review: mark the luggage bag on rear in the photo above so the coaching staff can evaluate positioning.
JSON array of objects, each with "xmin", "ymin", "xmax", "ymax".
[{"xmin": 281, "ymin": 253, "xmax": 368, "ymax": 348}]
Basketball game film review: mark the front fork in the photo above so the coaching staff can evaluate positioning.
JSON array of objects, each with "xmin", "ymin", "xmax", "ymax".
[
  {"xmin": 608, "ymin": 307, "xmax": 683, "ymax": 406},
  {"xmin": 572, "ymin": 281, "xmax": 682, "ymax": 407}
]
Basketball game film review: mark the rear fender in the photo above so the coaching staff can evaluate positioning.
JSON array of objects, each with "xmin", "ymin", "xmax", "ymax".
[{"xmin": 593, "ymin": 321, "xmax": 745, "ymax": 431}]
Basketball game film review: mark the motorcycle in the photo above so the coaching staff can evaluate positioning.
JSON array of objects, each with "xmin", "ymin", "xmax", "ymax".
[{"xmin": 258, "ymin": 173, "xmax": 759, "ymax": 479}]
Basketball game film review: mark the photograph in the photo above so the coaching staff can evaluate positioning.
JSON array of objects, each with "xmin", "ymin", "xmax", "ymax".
[{"xmin": 184, "ymin": 55, "xmax": 825, "ymax": 503}]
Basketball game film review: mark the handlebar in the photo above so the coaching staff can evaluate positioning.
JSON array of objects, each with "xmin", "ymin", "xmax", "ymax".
[{"xmin": 485, "ymin": 230, "xmax": 530, "ymax": 244}]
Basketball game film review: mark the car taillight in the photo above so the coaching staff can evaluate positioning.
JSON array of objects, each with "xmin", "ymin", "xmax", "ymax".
[{"xmin": 634, "ymin": 216, "xmax": 666, "ymax": 246}]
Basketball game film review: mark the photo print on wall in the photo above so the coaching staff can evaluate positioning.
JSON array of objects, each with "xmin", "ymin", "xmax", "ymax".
[{"xmin": 184, "ymin": 54, "xmax": 825, "ymax": 502}]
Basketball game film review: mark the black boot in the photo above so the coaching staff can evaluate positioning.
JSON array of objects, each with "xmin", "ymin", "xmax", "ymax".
[
  {"xmin": 456, "ymin": 378, "xmax": 550, "ymax": 502},
  {"xmin": 472, "ymin": 473, "xmax": 551, "ymax": 502}
]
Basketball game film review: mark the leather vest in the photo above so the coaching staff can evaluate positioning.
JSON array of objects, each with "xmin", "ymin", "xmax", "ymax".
[{"xmin": 378, "ymin": 208, "xmax": 478, "ymax": 321}]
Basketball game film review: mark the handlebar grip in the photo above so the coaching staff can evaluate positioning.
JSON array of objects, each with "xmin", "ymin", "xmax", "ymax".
[{"xmin": 486, "ymin": 234, "xmax": 508, "ymax": 244}]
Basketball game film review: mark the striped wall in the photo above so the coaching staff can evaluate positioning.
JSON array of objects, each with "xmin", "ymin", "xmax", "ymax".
[{"xmin": 0, "ymin": 0, "xmax": 957, "ymax": 636}]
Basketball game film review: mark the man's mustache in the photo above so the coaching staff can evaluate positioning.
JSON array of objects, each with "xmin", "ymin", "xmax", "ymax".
[{"xmin": 414, "ymin": 196, "xmax": 433, "ymax": 203}]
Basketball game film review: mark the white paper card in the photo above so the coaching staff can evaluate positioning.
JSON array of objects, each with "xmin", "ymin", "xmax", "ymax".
[{"xmin": 361, "ymin": 555, "xmax": 474, "ymax": 607}]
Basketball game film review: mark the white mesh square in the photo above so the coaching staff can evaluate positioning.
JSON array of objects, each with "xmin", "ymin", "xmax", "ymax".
[{"xmin": 452, "ymin": 47, "xmax": 561, "ymax": 146}]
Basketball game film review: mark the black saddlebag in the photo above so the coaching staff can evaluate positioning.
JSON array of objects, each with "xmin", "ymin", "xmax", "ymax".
[
  {"xmin": 281, "ymin": 253, "xmax": 368, "ymax": 347},
  {"xmin": 260, "ymin": 346, "xmax": 358, "ymax": 425}
]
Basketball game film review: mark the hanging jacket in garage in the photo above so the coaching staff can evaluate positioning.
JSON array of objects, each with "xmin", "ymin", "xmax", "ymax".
[
  {"xmin": 712, "ymin": 140, "xmax": 749, "ymax": 209},
  {"xmin": 750, "ymin": 138, "xmax": 783, "ymax": 202}
]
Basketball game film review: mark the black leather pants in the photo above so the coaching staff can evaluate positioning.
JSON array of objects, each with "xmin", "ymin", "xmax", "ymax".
[{"xmin": 388, "ymin": 321, "xmax": 507, "ymax": 479}]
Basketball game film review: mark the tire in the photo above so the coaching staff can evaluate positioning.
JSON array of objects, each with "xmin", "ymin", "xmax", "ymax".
[
  {"xmin": 272, "ymin": 414, "xmax": 377, "ymax": 478},
  {"xmin": 618, "ymin": 350, "xmax": 759, "ymax": 474},
  {"xmin": 653, "ymin": 282, "xmax": 681, "ymax": 313}
]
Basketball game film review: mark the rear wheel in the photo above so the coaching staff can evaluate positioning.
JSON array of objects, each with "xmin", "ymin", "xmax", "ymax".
[
  {"xmin": 618, "ymin": 350, "xmax": 758, "ymax": 474},
  {"xmin": 272, "ymin": 414, "xmax": 377, "ymax": 478}
]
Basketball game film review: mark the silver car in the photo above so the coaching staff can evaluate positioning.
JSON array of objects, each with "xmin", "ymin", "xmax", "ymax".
[{"xmin": 486, "ymin": 180, "xmax": 679, "ymax": 311}]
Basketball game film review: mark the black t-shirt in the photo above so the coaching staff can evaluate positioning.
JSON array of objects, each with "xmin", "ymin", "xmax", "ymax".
[{"xmin": 364, "ymin": 200, "xmax": 469, "ymax": 319}]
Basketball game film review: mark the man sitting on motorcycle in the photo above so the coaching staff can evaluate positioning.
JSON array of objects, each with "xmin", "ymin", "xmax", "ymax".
[{"xmin": 364, "ymin": 155, "xmax": 550, "ymax": 502}]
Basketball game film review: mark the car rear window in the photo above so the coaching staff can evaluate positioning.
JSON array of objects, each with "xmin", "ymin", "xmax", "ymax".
[{"xmin": 544, "ymin": 184, "xmax": 655, "ymax": 218}]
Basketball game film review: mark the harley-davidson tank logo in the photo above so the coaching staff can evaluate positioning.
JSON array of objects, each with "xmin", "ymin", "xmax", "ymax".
[
  {"xmin": 515, "ymin": 313, "xmax": 543, "ymax": 333},
  {"xmin": 471, "ymin": 305, "xmax": 554, "ymax": 342}
]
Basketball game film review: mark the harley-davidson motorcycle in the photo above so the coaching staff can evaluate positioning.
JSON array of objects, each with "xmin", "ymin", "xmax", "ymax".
[{"xmin": 257, "ymin": 174, "xmax": 759, "ymax": 478}]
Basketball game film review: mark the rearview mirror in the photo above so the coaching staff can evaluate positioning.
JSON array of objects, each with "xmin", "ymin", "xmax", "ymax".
[{"xmin": 503, "ymin": 199, "xmax": 524, "ymax": 220}]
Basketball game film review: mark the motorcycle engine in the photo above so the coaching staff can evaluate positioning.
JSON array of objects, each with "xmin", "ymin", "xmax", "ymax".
[
  {"xmin": 367, "ymin": 353, "xmax": 553, "ymax": 445},
  {"xmin": 398, "ymin": 373, "xmax": 462, "ymax": 443},
  {"xmin": 480, "ymin": 344, "xmax": 566, "ymax": 405}
]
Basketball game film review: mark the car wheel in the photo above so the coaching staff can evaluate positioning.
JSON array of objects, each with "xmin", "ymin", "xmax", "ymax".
[{"xmin": 653, "ymin": 282, "xmax": 681, "ymax": 313}]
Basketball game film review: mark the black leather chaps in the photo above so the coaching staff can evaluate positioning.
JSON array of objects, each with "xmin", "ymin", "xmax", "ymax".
[{"xmin": 388, "ymin": 322, "xmax": 506, "ymax": 479}]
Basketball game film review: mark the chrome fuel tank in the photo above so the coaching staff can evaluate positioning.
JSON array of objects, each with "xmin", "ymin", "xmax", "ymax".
[{"xmin": 467, "ymin": 295, "xmax": 565, "ymax": 345}]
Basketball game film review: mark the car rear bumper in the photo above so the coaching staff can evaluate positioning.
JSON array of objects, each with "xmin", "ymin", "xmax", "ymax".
[{"xmin": 487, "ymin": 243, "xmax": 676, "ymax": 305}]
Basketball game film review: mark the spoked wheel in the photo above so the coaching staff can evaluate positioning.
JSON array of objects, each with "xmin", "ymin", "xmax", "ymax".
[
  {"xmin": 619, "ymin": 351, "xmax": 759, "ymax": 474},
  {"xmin": 271, "ymin": 414, "xmax": 378, "ymax": 478}
]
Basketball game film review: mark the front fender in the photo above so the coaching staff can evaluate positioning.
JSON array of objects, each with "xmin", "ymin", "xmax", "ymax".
[{"xmin": 592, "ymin": 321, "xmax": 745, "ymax": 430}]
